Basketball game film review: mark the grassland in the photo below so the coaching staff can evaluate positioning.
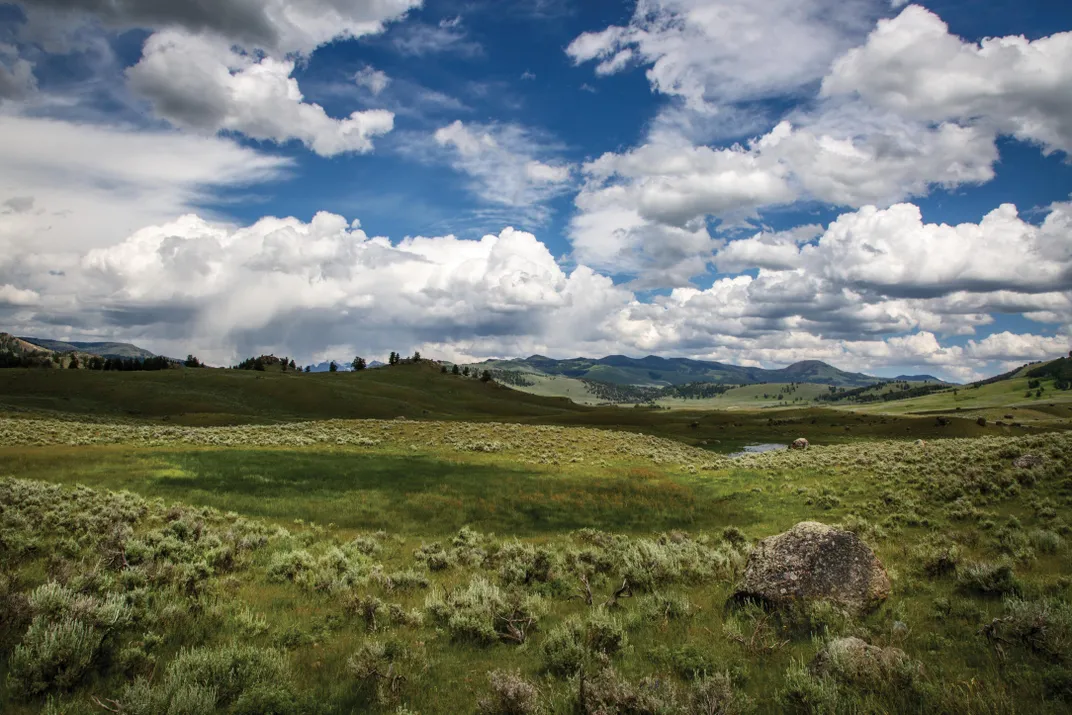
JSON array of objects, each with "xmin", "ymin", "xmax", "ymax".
[
  {"xmin": 2, "ymin": 363, "xmax": 1062, "ymax": 455},
  {"xmin": 1, "ymin": 411, "xmax": 1072, "ymax": 714}
]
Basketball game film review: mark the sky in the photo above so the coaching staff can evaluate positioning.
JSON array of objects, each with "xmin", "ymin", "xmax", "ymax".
[{"xmin": 0, "ymin": 0, "xmax": 1070, "ymax": 381}]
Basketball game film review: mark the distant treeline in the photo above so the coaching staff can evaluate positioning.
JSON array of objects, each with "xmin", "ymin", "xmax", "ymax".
[
  {"xmin": 233, "ymin": 355, "xmax": 297, "ymax": 372},
  {"xmin": 581, "ymin": 379, "xmax": 737, "ymax": 404},
  {"xmin": 0, "ymin": 351, "xmax": 172, "ymax": 370},
  {"xmin": 489, "ymin": 369, "xmax": 536, "ymax": 387},
  {"xmin": 817, "ymin": 380, "xmax": 949, "ymax": 404}
]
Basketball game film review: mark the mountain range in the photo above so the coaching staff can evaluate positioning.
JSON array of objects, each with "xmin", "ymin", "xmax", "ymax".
[{"xmin": 474, "ymin": 354, "xmax": 945, "ymax": 388}]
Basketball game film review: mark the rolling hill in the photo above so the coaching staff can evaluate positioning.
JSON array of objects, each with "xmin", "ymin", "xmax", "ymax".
[
  {"xmin": 20, "ymin": 336, "xmax": 156, "ymax": 360},
  {"xmin": 474, "ymin": 354, "xmax": 882, "ymax": 388}
]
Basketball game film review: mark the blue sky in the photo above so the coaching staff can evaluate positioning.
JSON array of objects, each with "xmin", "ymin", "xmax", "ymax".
[{"xmin": 0, "ymin": 0, "xmax": 1070, "ymax": 381}]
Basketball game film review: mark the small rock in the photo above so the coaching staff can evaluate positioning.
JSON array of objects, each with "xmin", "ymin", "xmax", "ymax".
[
  {"xmin": 976, "ymin": 417, "xmax": 987, "ymax": 427},
  {"xmin": 789, "ymin": 438, "xmax": 809, "ymax": 450},
  {"xmin": 1013, "ymin": 454, "xmax": 1042, "ymax": 469},
  {"xmin": 734, "ymin": 522, "xmax": 890, "ymax": 615},
  {"xmin": 914, "ymin": 439, "xmax": 926, "ymax": 447}
]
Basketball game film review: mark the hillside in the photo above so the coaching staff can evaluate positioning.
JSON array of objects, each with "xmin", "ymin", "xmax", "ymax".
[
  {"xmin": 476, "ymin": 354, "xmax": 883, "ymax": 388},
  {"xmin": 19, "ymin": 336, "xmax": 156, "ymax": 359},
  {"xmin": 0, "ymin": 361, "xmax": 1047, "ymax": 452}
]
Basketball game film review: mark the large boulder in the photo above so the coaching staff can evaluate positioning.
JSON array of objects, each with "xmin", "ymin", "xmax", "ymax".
[
  {"xmin": 734, "ymin": 522, "xmax": 890, "ymax": 615},
  {"xmin": 789, "ymin": 438, "xmax": 809, "ymax": 450}
]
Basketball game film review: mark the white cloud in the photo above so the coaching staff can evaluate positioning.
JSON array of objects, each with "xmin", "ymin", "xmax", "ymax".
[
  {"xmin": 567, "ymin": 0, "xmax": 879, "ymax": 109},
  {"xmin": 354, "ymin": 66, "xmax": 390, "ymax": 96},
  {"xmin": 127, "ymin": 31, "xmax": 395, "ymax": 157},
  {"xmin": 0, "ymin": 114, "xmax": 289, "ymax": 255},
  {"xmin": 13, "ymin": 0, "xmax": 422, "ymax": 55},
  {"xmin": 430, "ymin": 120, "xmax": 573, "ymax": 224},
  {"xmin": 13, "ymin": 212, "xmax": 630, "ymax": 364},
  {"xmin": 2, "ymin": 201, "xmax": 1067, "ymax": 380},
  {"xmin": 823, "ymin": 5, "xmax": 1072, "ymax": 154},
  {"xmin": 570, "ymin": 114, "xmax": 997, "ymax": 284},
  {"xmin": 800, "ymin": 202, "xmax": 1072, "ymax": 298}
]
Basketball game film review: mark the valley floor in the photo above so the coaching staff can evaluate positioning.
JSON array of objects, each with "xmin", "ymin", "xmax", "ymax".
[{"xmin": 1, "ymin": 416, "xmax": 1071, "ymax": 713}]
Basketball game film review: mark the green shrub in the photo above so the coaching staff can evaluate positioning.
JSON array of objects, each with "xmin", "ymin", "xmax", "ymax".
[
  {"xmin": 584, "ymin": 612, "xmax": 626, "ymax": 655},
  {"xmin": 121, "ymin": 678, "xmax": 219, "ymax": 715},
  {"xmin": 425, "ymin": 577, "xmax": 543, "ymax": 645},
  {"xmin": 540, "ymin": 621, "xmax": 586, "ymax": 676},
  {"xmin": 920, "ymin": 544, "xmax": 961, "ymax": 578},
  {"xmin": 477, "ymin": 669, "xmax": 541, "ymax": 715},
  {"xmin": 776, "ymin": 662, "xmax": 841, "ymax": 714},
  {"xmin": 649, "ymin": 644, "xmax": 716, "ymax": 681},
  {"xmin": 688, "ymin": 674, "xmax": 753, "ymax": 715},
  {"xmin": 347, "ymin": 639, "xmax": 419, "ymax": 705},
  {"xmin": 637, "ymin": 592, "xmax": 694, "ymax": 622},
  {"xmin": 985, "ymin": 598, "xmax": 1072, "ymax": 662},
  {"xmin": 957, "ymin": 561, "xmax": 1022, "ymax": 597},
  {"xmin": 160, "ymin": 643, "xmax": 292, "ymax": 707},
  {"xmin": 7, "ymin": 616, "xmax": 104, "ymax": 696},
  {"xmin": 1030, "ymin": 529, "xmax": 1064, "ymax": 555}
]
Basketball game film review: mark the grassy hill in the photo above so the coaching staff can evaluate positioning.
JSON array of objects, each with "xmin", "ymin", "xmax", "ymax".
[
  {"xmin": 476, "ymin": 354, "xmax": 880, "ymax": 387},
  {"xmin": 0, "ymin": 361, "xmax": 1051, "ymax": 453},
  {"xmin": 19, "ymin": 336, "xmax": 156, "ymax": 359}
]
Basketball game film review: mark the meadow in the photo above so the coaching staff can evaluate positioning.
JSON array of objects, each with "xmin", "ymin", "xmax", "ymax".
[
  {"xmin": 2, "ymin": 363, "xmax": 1065, "ymax": 455},
  {"xmin": 2, "ymin": 408, "xmax": 1072, "ymax": 714}
]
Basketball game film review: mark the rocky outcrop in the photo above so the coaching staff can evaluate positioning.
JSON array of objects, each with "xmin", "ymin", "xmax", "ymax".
[
  {"xmin": 1012, "ymin": 454, "xmax": 1042, "ymax": 469},
  {"xmin": 734, "ymin": 522, "xmax": 890, "ymax": 615}
]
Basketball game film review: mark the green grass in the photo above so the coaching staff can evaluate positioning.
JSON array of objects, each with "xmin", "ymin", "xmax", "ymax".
[
  {"xmin": 2, "ymin": 425, "xmax": 1071, "ymax": 714},
  {"xmin": 0, "ymin": 446, "xmax": 754, "ymax": 536},
  {"xmin": 3, "ymin": 363, "xmax": 1051, "ymax": 454}
]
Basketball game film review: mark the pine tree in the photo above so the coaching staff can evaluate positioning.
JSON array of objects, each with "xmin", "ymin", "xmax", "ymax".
[
  {"xmin": 452, "ymin": 364, "xmax": 460, "ymax": 375},
  {"xmin": 352, "ymin": 356, "xmax": 367, "ymax": 371},
  {"xmin": 413, "ymin": 351, "xmax": 421, "ymax": 362},
  {"xmin": 329, "ymin": 361, "xmax": 338, "ymax": 373}
]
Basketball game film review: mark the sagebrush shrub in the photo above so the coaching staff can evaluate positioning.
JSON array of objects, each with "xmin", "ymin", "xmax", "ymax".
[
  {"xmin": 540, "ymin": 621, "xmax": 585, "ymax": 676},
  {"xmin": 477, "ymin": 669, "xmax": 541, "ymax": 715},
  {"xmin": 958, "ymin": 561, "xmax": 1022, "ymax": 597},
  {"xmin": 7, "ymin": 616, "xmax": 104, "ymax": 697}
]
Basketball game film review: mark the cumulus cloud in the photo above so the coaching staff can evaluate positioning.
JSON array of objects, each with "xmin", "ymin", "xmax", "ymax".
[
  {"xmin": 428, "ymin": 120, "xmax": 573, "ymax": 224},
  {"xmin": 567, "ymin": 0, "xmax": 879, "ymax": 109},
  {"xmin": 565, "ymin": 3, "xmax": 1072, "ymax": 286},
  {"xmin": 10, "ymin": 212, "xmax": 630, "ymax": 364},
  {"xmin": 13, "ymin": 0, "xmax": 422, "ymax": 55},
  {"xmin": 2, "ymin": 201, "xmax": 1067, "ymax": 380},
  {"xmin": 823, "ymin": 4, "xmax": 1072, "ymax": 154},
  {"xmin": 571, "ymin": 114, "xmax": 997, "ymax": 283},
  {"xmin": 126, "ymin": 31, "xmax": 394, "ymax": 157}
]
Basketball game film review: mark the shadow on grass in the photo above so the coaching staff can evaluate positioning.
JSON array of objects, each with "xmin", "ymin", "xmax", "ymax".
[{"xmin": 6, "ymin": 448, "xmax": 754, "ymax": 536}]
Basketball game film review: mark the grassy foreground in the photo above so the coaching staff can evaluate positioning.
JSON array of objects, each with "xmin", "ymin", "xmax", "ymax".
[{"xmin": 2, "ymin": 417, "xmax": 1072, "ymax": 714}]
